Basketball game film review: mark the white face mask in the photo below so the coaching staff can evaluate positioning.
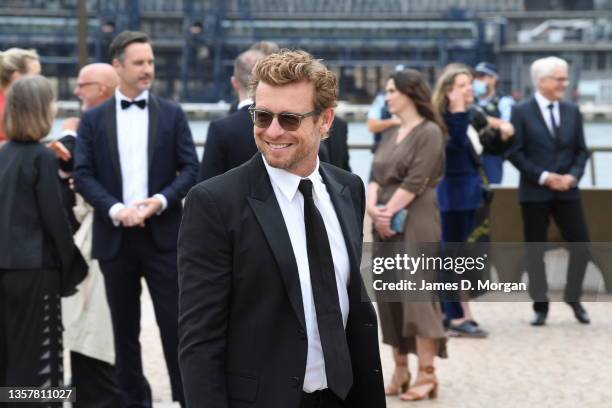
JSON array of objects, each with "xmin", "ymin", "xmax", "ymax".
[{"xmin": 472, "ymin": 79, "xmax": 488, "ymax": 98}]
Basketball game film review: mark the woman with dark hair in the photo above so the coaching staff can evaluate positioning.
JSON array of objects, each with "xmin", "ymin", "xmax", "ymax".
[
  {"xmin": 368, "ymin": 69, "xmax": 447, "ymax": 401},
  {"xmin": 0, "ymin": 75, "xmax": 85, "ymax": 395}
]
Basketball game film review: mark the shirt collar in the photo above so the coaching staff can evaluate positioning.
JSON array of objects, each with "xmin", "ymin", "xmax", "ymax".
[
  {"xmin": 535, "ymin": 91, "xmax": 557, "ymax": 110},
  {"xmin": 262, "ymin": 155, "xmax": 322, "ymax": 202},
  {"xmin": 237, "ymin": 98, "xmax": 253, "ymax": 110},
  {"xmin": 116, "ymin": 88, "xmax": 149, "ymax": 107}
]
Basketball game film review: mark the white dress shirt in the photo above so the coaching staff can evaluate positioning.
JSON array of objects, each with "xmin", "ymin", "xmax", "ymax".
[
  {"xmin": 262, "ymin": 156, "xmax": 350, "ymax": 393},
  {"xmin": 534, "ymin": 92, "xmax": 561, "ymax": 186},
  {"xmin": 237, "ymin": 98, "xmax": 253, "ymax": 110},
  {"xmin": 108, "ymin": 89, "xmax": 167, "ymax": 222}
]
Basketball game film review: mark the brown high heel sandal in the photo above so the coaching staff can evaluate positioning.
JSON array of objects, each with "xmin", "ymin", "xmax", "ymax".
[
  {"xmin": 385, "ymin": 363, "xmax": 411, "ymax": 396},
  {"xmin": 399, "ymin": 365, "xmax": 437, "ymax": 401}
]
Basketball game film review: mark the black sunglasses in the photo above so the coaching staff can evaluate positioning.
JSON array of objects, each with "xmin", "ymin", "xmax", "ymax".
[{"xmin": 248, "ymin": 105, "xmax": 321, "ymax": 131}]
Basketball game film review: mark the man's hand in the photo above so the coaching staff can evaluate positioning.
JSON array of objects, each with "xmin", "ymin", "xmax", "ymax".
[
  {"xmin": 134, "ymin": 197, "xmax": 163, "ymax": 221},
  {"xmin": 499, "ymin": 122, "xmax": 515, "ymax": 141},
  {"xmin": 62, "ymin": 117, "xmax": 80, "ymax": 133},
  {"xmin": 116, "ymin": 207, "xmax": 145, "ymax": 228},
  {"xmin": 544, "ymin": 173, "xmax": 572, "ymax": 191},
  {"xmin": 47, "ymin": 140, "xmax": 71, "ymax": 161},
  {"xmin": 486, "ymin": 117, "xmax": 514, "ymax": 141},
  {"xmin": 560, "ymin": 174, "xmax": 577, "ymax": 190}
]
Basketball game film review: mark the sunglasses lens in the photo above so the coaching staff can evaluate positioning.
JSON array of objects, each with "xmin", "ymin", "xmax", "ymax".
[
  {"xmin": 253, "ymin": 110, "xmax": 273, "ymax": 128},
  {"xmin": 278, "ymin": 113, "xmax": 301, "ymax": 131}
]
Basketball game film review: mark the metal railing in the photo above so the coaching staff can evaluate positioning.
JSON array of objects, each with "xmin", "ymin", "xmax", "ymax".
[
  {"xmin": 588, "ymin": 146, "xmax": 612, "ymax": 186},
  {"xmin": 193, "ymin": 141, "xmax": 612, "ymax": 187}
]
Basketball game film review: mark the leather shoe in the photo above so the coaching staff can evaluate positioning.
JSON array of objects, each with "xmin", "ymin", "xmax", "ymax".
[
  {"xmin": 567, "ymin": 302, "xmax": 590, "ymax": 324},
  {"xmin": 531, "ymin": 311, "xmax": 547, "ymax": 326}
]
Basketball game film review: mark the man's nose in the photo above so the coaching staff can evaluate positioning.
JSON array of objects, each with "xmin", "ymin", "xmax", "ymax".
[{"xmin": 265, "ymin": 116, "xmax": 285, "ymax": 137}]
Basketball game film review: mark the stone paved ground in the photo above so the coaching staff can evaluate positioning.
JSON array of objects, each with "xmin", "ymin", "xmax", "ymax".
[
  {"xmin": 140, "ymin": 284, "xmax": 612, "ymax": 408},
  {"xmin": 140, "ymin": 215, "xmax": 612, "ymax": 408}
]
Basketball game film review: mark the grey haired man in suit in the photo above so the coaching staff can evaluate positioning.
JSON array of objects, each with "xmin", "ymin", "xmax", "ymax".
[{"xmin": 509, "ymin": 56, "xmax": 591, "ymax": 327}]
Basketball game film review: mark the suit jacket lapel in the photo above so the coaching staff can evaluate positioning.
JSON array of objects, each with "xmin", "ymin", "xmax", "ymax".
[
  {"xmin": 558, "ymin": 101, "xmax": 570, "ymax": 141},
  {"xmin": 531, "ymin": 97, "xmax": 556, "ymax": 140},
  {"xmin": 147, "ymin": 95, "xmax": 159, "ymax": 168},
  {"xmin": 319, "ymin": 164, "xmax": 362, "ymax": 299},
  {"xmin": 105, "ymin": 97, "xmax": 122, "ymax": 184},
  {"xmin": 246, "ymin": 154, "xmax": 306, "ymax": 331}
]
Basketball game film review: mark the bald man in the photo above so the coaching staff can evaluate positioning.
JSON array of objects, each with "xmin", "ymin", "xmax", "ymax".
[
  {"xmin": 58, "ymin": 63, "xmax": 125, "ymax": 408},
  {"xmin": 198, "ymin": 49, "xmax": 265, "ymax": 181},
  {"xmin": 75, "ymin": 62, "xmax": 120, "ymax": 110},
  {"xmin": 49, "ymin": 63, "xmax": 120, "ymax": 169}
]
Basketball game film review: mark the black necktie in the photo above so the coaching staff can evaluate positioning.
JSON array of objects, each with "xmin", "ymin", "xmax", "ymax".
[
  {"xmin": 298, "ymin": 179, "xmax": 353, "ymax": 399},
  {"xmin": 547, "ymin": 103, "xmax": 559, "ymax": 138},
  {"xmin": 121, "ymin": 99, "xmax": 147, "ymax": 110}
]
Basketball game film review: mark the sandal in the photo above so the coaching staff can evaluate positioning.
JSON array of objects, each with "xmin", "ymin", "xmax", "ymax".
[
  {"xmin": 385, "ymin": 363, "xmax": 411, "ymax": 396},
  {"xmin": 399, "ymin": 365, "xmax": 437, "ymax": 401}
]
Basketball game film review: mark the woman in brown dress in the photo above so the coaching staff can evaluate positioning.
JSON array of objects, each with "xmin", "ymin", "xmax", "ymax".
[{"xmin": 367, "ymin": 69, "xmax": 447, "ymax": 401}]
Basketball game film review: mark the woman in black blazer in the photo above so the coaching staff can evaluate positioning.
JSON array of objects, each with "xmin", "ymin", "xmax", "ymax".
[{"xmin": 0, "ymin": 75, "xmax": 84, "ymax": 392}]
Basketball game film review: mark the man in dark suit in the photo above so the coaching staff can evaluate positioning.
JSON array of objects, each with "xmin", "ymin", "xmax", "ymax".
[
  {"xmin": 318, "ymin": 116, "xmax": 351, "ymax": 172},
  {"xmin": 74, "ymin": 31, "xmax": 199, "ymax": 407},
  {"xmin": 199, "ymin": 49, "xmax": 265, "ymax": 181},
  {"xmin": 178, "ymin": 50, "xmax": 384, "ymax": 408},
  {"xmin": 508, "ymin": 56, "xmax": 591, "ymax": 327}
]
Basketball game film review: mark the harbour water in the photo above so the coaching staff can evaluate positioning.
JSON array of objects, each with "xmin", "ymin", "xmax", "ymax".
[
  {"xmin": 51, "ymin": 119, "xmax": 612, "ymax": 188},
  {"xmin": 184, "ymin": 121, "xmax": 612, "ymax": 188}
]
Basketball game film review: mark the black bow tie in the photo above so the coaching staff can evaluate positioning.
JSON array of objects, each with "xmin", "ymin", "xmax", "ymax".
[{"xmin": 121, "ymin": 99, "xmax": 147, "ymax": 110}]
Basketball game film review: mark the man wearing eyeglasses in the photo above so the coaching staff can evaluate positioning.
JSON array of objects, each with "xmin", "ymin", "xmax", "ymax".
[
  {"xmin": 508, "ymin": 56, "xmax": 591, "ymax": 327},
  {"xmin": 178, "ymin": 49, "xmax": 385, "ymax": 408},
  {"xmin": 47, "ymin": 62, "xmax": 127, "ymax": 408}
]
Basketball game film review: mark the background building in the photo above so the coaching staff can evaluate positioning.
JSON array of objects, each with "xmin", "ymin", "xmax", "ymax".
[{"xmin": 1, "ymin": 0, "xmax": 612, "ymax": 102}]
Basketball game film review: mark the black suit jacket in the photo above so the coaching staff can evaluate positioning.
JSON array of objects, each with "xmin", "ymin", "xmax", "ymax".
[
  {"xmin": 508, "ymin": 97, "xmax": 589, "ymax": 203},
  {"xmin": 178, "ymin": 153, "xmax": 385, "ymax": 408},
  {"xmin": 0, "ymin": 141, "xmax": 86, "ymax": 294},
  {"xmin": 199, "ymin": 105, "xmax": 256, "ymax": 182},
  {"xmin": 74, "ymin": 95, "xmax": 199, "ymax": 261},
  {"xmin": 319, "ymin": 116, "xmax": 351, "ymax": 172}
]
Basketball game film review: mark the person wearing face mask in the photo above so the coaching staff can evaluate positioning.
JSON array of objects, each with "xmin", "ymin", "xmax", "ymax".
[{"xmin": 473, "ymin": 62, "xmax": 515, "ymax": 184}]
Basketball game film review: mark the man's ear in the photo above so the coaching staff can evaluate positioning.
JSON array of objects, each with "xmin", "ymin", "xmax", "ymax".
[
  {"xmin": 230, "ymin": 76, "xmax": 240, "ymax": 94},
  {"xmin": 320, "ymin": 108, "xmax": 335, "ymax": 134},
  {"xmin": 111, "ymin": 58, "xmax": 122, "ymax": 70}
]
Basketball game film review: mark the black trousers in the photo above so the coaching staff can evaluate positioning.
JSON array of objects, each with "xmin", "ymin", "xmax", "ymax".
[
  {"xmin": 300, "ymin": 390, "xmax": 346, "ymax": 408},
  {"xmin": 99, "ymin": 227, "xmax": 184, "ymax": 408},
  {"xmin": 521, "ymin": 199, "xmax": 590, "ymax": 313},
  {"xmin": 0, "ymin": 268, "xmax": 63, "ymax": 408},
  {"xmin": 71, "ymin": 351, "xmax": 124, "ymax": 408}
]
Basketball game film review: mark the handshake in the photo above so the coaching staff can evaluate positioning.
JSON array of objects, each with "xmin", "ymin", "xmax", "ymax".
[
  {"xmin": 544, "ymin": 173, "xmax": 576, "ymax": 192},
  {"xmin": 115, "ymin": 197, "xmax": 163, "ymax": 228}
]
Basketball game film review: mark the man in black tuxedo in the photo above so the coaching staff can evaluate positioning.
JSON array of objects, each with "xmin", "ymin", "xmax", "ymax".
[
  {"xmin": 74, "ymin": 31, "xmax": 198, "ymax": 407},
  {"xmin": 198, "ymin": 49, "xmax": 265, "ymax": 181},
  {"xmin": 508, "ymin": 56, "xmax": 591, "ymax": 327},
  {"xmin": 178, "ymin": 50, "xmax": 384, "ymax": 408}
]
